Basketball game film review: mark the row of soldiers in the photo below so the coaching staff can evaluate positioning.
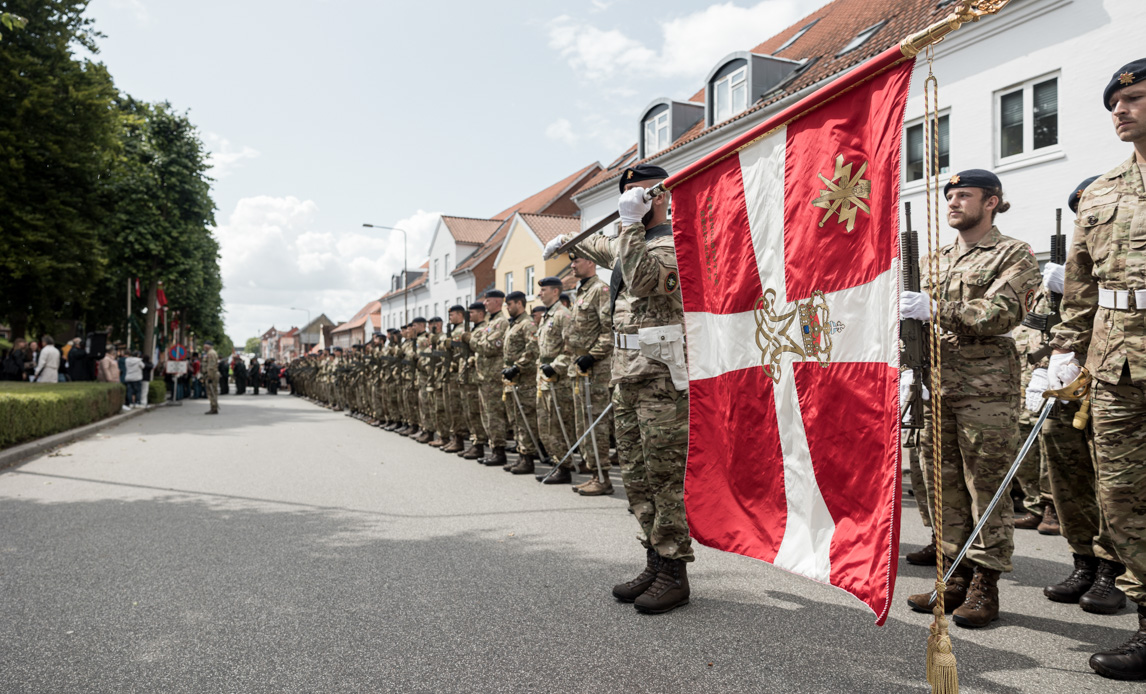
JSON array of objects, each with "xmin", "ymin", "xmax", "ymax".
[{"xmin": 288, "ymin": 261, "xmax": 617, "ymax": 496}]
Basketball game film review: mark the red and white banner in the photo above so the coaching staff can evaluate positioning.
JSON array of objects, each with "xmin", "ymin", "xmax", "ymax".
[{"xmin": 670, "ymin": 47, "xmax": 914, "ymax": 624}]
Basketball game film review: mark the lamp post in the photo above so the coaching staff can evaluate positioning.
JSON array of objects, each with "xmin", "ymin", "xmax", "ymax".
[
  {"xmin": 290, "ymin": 307, "xmax": 310, "ymax": 356},
  {"xmin": 362, "ymin": 223, "xmax": 408, "ymax": 325}
]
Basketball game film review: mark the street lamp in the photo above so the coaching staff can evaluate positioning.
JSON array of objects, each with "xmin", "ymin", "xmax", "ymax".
[
  {"xmin": 290, "ymin": 306, "xmax": 310, "ymax": 355},
  {"xmin": 362, "ymin": 223, "xmax": 409, "ymax": 325}
]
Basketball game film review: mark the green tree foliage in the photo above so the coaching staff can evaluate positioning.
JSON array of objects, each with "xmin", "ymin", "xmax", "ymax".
[
  {"xmin": 244, "ymin": 337, "xmax": 261, "ymax": 357},
  {"xmin": 0, "ymin": 11, "xmax": 28, "ymax": 40},
  {"xmin": 217, "ymin": 335, "xmax": 235, "ymax": 358},
  {"xmin": 0, "ymin": 0, "xmax": 120, "ymax": 339}
]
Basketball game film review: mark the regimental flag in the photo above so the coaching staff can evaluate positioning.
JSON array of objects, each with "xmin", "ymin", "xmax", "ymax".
[{"xmin": 668, "ymin": 46, "xmax": 914, "ymax": 624}]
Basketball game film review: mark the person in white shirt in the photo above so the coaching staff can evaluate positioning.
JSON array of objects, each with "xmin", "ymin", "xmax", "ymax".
[
  {"xmin": 123, "ymin": 351, "xmax": 144, "ymax": 409},
  {"xmin": 33, "ymin": 335, "xmax": 60, "ymax": 384}
]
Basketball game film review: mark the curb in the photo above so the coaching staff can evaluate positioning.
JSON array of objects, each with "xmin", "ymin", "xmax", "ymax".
[{"xmin": 0, "ymin": 404, "xmax": 161, "ymax": 471}]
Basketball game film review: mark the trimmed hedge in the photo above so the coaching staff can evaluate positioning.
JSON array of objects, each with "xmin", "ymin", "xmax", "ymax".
[
  {"xmin": 0, "ymin": 382, "xmax": 126, "ymax": 450},
  {"xmin": 148, "ymin": 379, "xmax": 166, "ymax": 403}
]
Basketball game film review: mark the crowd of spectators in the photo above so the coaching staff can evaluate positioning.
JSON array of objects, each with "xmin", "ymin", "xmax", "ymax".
[{"xmin": 1, "ymin": 336, "xmax": 156, "ymax": 411}]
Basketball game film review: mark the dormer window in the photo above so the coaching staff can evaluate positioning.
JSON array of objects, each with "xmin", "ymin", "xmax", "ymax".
[
  {"xmin": 776, "ymin": 19, "xmax": 818, "ymax": 54},
  {"xmin": 714, "ymin": 66, "xmax": 748, "ymax": 123},
  {"xmin": 837, "ymin": 21, "xmax": 886, "ymax": 56},
  {"xmin": 644, "ymin": 109, "xmax": 670, "ymax": 156}
]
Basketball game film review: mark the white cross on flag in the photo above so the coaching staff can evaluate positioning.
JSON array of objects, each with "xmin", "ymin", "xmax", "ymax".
[{"xmin": 667, "ymin": 47, "xmax": 915, "ymax": 624}]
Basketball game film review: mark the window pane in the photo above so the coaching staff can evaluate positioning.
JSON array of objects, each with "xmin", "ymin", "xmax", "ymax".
[
  {"xmin": 732, "ymin": 82, "xmax": 747, "ymax": 115},
  {"xmin": 999, "ymin": 90, "xmax": 1023, "ymax": 158},
  {"xmin": 644, "ymin": 120, "xmax": 656, "ymax": 154},
  {"xmin": 1033, "ymin": 78, "xmax": 1058, "ymax": 150},
  {"xmin": 716, "ymin": 79, "xmax": 730, "ymax": 122},
  {"xmin": 906, "ymin": 123, "xmax": 923, "ymax": 182},
  {"xmin": 937, "ymin": 115, "xmax": 950, "ymax": 174}
]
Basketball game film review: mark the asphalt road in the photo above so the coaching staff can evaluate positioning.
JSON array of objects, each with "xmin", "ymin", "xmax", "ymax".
[{"xmin": 1, "ymin": 393, "xmax": 1140, "ymax": 693}]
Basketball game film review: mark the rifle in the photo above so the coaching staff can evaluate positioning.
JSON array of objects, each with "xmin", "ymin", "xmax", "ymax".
[
  {"xmin": 900, "ymin": 201, "xmax": 929, "ymax": 435},
  {"xmin": 1022, "ymin": 208, "xmax": 1065, "ymax": 364}
]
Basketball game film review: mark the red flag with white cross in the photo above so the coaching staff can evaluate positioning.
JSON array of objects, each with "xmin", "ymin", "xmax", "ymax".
[{"xmin": 668, "ymin": 46, "xmax": 914, "ymax": 624}]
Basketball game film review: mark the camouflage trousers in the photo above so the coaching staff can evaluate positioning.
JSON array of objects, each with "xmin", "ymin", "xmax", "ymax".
[
  {"xmin": 432, "ymin": 384, "xmax": 448, "ymax": 436},
  {"xmin": 904, "ymin": 431, "xmax": 931, "ymax": 528},
  {"xmin": 613, "ymin": 377, "xmax": 693, "ymax": 562},
  {"xmin": 920, "ymin": 394, "xmax": 1018, "ymax": 573},
  {"xmin": 477, "ymin": 376, "xmax": 508, "ymax": 447},
  {"xmin": 460, "ymin": 382, "xmax": 483, "ymax": 444},
  {"xmin": 445, "ymin": 380, "xmax": 470, "ymax": 439},
  {"xmin": 505, "ymin": 380, "xmax": 539, "ymax": 456},
  {"xmin": 574, "ymin": 367, "xmax": 612, "ymax": 473},
  {"xmin": 1090, "ymin": 372, "xmax": 1146, "ymax": 606},
  {"xmin": 418, "ymin": 384, "xmax": 433, "ymax": 430},
  {"xmin": 538, "ymin": 379, "xmax": 576, "ymax": 470},
  {"xmin": 402, "ymin": 380, "xmax": 417, "ymax": 424},
  {"xmin": 205, "ymin": 378, "xmax": 218, "ymax": 411},
  {"xmin": 1015, "ymin": 421, "xmax": 1051, "ymax": 516}
]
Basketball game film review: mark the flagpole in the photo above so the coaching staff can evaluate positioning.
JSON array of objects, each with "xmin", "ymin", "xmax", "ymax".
[{"xmin": 126, "ymin": 277, "xmax": 132, "ymax": 352}]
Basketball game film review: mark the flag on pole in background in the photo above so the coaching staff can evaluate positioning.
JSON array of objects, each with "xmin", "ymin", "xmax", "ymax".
[
  {"xmin": 134, "ymin": 278, "xmax": 141, "ymax": 298},
  {"xmin": 667, "ymin": 46, "xmax": 915, "ymax": 624}
]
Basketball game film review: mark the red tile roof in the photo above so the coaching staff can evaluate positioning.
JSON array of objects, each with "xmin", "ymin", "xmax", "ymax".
[
  {"xmin": 441, "ymin": 215, "xmax": 505, "ymax": 245},
  {"xmin": 491, "ymin": 161, "xmax": 602, "ymax": 220},
  {"xmin": 578, "ymin": 0, "xmax": 935, "ymax": 195},
  {"xmin": 452, "ymin": 218, "xmax": 513, "ymax": 276},
  {"xmin": 518, "ymin": 213, "xmax": 581, "ymax": 244},
  {"xmin": 332, "ymin": 300, "xmax": 382, "ymax": 334}
]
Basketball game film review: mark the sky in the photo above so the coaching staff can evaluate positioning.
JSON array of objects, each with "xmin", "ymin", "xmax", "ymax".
[{"xmin": 84, "ymin": 0, "xmax": 832, "ymax": 343}]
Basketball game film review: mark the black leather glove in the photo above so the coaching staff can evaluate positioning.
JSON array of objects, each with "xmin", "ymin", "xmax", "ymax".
[
  {"xmin": 502, "ymin": 365, "xmax": 520, "ymax": 381},
  {"xmin": 575, "ymin": 355, "xmax": 596, "ymax": 372},
  {"xmin": 541, "ymin": 364, "xmax": 557, "ymax": 379}
]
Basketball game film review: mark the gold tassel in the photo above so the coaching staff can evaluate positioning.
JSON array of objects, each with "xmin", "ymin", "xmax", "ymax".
[{"xmin": 926, "ymin": 604, "xmax": 959, "ymax": 693}]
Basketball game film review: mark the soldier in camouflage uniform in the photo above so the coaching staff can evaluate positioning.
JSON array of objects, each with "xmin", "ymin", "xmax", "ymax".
[
  {"xmin": 398, "ymin": 325, "xmax": 419, "ymax": 436},
  {"xmin": 430, "ymin": 318, "xmax": 451, "ymax": 446},
  {"xmin": 501, "ymin": 291, "xmax": 541, "ymax": 473},
  {"xmin": 1048, "ymin": 59, "xmax": 1146, "ymax": 680},
  {"xmin": 382, "ymin": 329, "xmax": 404, "ymax": 430},
  {"xmin": 471, "ymin": 290, "xmax": 510, "ymax": 466},
  {"xmin": 556, "ymin": 250, "xmax": 614, "ymax": 496},
  {"xmin": 901, "ymin": 169, "xmax": 1041, "ymax": 629},
  {"xmin": 535, "ymin": 276, "xmax": 579, "ymax": 484},
  {"xmin": 408, "ymin": 318, "xmax": 433, "ymax": 442},
  {"xmin": 458, "ymin": 303, "xmax": 489, "ymax": 460},
  {"xmin": 547, "ymin": 163, "xmax": 692, "ymax": 614},
  {"xmin": 440, "ymin": 306, "xmax": 472, "ymax": 452},
  {"xmin": 1012, "ymin": 290, "xmax": 1053, "ymax": 530}
]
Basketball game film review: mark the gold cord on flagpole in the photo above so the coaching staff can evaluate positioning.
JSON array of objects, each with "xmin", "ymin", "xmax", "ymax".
[{"xmin": 922, "ymin": 43, "xmax": 958, "ymax": 694}]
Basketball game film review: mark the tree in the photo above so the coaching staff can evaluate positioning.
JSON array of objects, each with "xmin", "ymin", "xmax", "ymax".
[
  {"xmin": 217, "ymin": 335, "xmax": 234, "ymax": 358},
  {"xmin": 0, "ymin": 0, "xmax": 121, "ymax": 339},
  {"xmin": 244, "ymin": 337, "xmax": 261, "ymax": 357}
]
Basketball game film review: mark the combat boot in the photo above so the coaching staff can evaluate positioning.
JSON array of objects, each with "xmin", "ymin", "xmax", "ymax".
[
  {"xmin": 907, "ymin": 559, "xmax": 972, "ymax": 613},
  {"xmin": 415, "ymin": 430, "xmax": 433, "ymax": 444},
  {"xmin": 1089, "ymin": 605, "xmax": 1146, "ymax": 680},
  {"xmin": 1044, "ymin": 553, "xmax": 1098, "ymax": 603},
  {"xmin": 577, "ymin": 473, "xmax": 614, "ymax": 496},
  {"xmin": 398, "ymin": 425, "xmax": 414, "ymax": 437},
  {"xmin": 1080, "ymin": 559, "xmax": 1128, "ymax": 615},
  {"xmin": 952, "ymin": 565, "xmax": 1001, "ymax": 628},
  {"xmin": 1037, "ymin": 504, "xmax": 1061, "ymax": 535},
  {"xmin": 905, "ymin": 533, "xmax": 938, "ymax": 566},
  {"xmin": 461, "ymin": 443, "xmax": 484, "ymax": 460},
  {"xmin": 428, "ymin": 434, "xmax": 444, "ymax": 447},
  {"xmin": 481, "ymin": 446, "xmax": 507, "ymax": 467},
  {"xmin": 540, "ymin": 466, "xmax": 572, "ymax": 484},
  {"xmin": 1014, "ymin": 511, "xmax": 1041, "ymax": 530},
  {"xmin": 613, "ymin": 548, "xmax": 661, "ymax": 602},
  {"xmin": 634, "ymin": 558, "xmax": 690, "ymax": 614},
  {"xmin": 508, "ymin": 454, "xmax": 535, "ymax": 475},
  {"xmin": 441, "ymin": 435, "xmax": 464, "ymax": 453}
]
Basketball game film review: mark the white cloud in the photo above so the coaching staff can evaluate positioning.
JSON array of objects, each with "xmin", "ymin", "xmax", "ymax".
[
  {"xmin": 545, "ymin": 118, "xmax": 579, "ymax": 146},
  {"xmin": 109, "ymin": 0, "xmax": 149, "ymax": 24},
  {"xmin": 204, "ymin": 132, "xmax": 260, "ymax": 179},
  {"xmin": 215, "ymin": 196, "xmax": 441, "ymax": 341}
]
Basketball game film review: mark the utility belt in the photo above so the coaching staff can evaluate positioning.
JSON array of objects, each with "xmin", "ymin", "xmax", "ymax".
[
  {"xmin": 613, "ymin": 333, "xmax": 640, "ymax": 350},
  {"xmin": 1098, "ymin": 287, "xmax": 1146, "ymax": 311},
  {"xmin": 615, "ymin": 325, "xmax": 688, "ymax": 391}
]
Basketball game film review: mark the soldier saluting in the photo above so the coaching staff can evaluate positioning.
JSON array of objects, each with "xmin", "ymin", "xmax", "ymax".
[
  {"xmin": 1048, "ymin": 58, "xmax": 1146, "ymax": 681},
  {"xmin": 900, "ymin": 169, "xmax": 1041, "ymax": 628}
]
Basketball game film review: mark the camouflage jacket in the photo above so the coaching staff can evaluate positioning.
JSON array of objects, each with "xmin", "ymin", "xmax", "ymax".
[
  {"xmin": 503, "ymin": 313, "xmax": 538, "ymax": 381},
  {"xmin": 1013, "ymin": 289, "xmax": 1053, "ymax": 425},
  {"xmin": 1051, "ymin": 155, "xmax": 1146, "ymax": 384},
  {"xmin": 203, "ymin": 348, "xmax": 219, "ymax": 382},
  {"xmin": 556, "ymin": 274, "xmax": 613, "ymax": 378},
  {"xmin": 536, "ymin": 302, "xmax": 571, "ymax": 386},
  {"xmin": 472, "ymin": 311, "xmax": 508, "ymax": 383},
  {"xmin": 456, "ymin": 320, "xmax": 481, "ymax": 385},
  {"xmin": 400, "ymin": 339, "xmax": 417, "ymax": 382},
  {"xmin": 921, "ymin": 225, "xmax": 1041, "ymax": 397},
  {"xmin": 575, "ymin": 221, "xmax": 684, "ymax": 385}
]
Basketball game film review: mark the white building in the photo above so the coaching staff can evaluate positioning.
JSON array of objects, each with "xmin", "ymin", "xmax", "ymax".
[{"xmin": 423, "ymin": 215, "xmax": 503, "ymax": 319}]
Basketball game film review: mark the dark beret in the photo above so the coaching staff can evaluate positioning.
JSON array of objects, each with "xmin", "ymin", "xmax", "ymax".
[
  {"xmin": 387, "ymin": 328, "xmax": 399, "ymax": 334},
  {"xmin": 373, "ymin": 330, "xmax": 383, "ymax": 336},
  {"xmin": 412, "ymin": 317, "xmax": 427, "ymax": 324},
  {"xmin": 559, "ymin": 293, "xmax": 572, "ymax": 304},
  {"xmin": 531, "ymin": 305, "xmax": 547, "ymax": 314},
  {"xmin": 429, "ymin": 317, "xmax": 443, "ymax": 324},
  {"xmin": 468, "ymin": 301, "xmax": 487, "ymax": 311},
  {"xmin": 484, "ymin": 289, "xmax": 505, "ymax": 299},
  {"xmin": 333, "ymin": 347, "xmax": 343, "ymax": 352},
  {"xmin": 1104, "ymin": 58, "xmax": 1146, "ymax": 111},
  {"xmin": 448, "ymin": 304, "xmax": 466, "ymax": 313},
  {"xmin": 538, "ymin": 276, "xmax": 563, "ymax": 288},
  {"xmin": 505, "ymin": 290, "xmax": 527, "ymax": 303},
  {"xmin": 619, "ymin": 163, "xmax": 670, "ymax": 193},
  {"xmin": 1068, "ymin": 175, "xmax": 1101, "ymax": 214},
  {"xmin": 352, "ymin": 344, "xmax": 362, "ymax": 349},
  {"xmin": 943, "ymin": 169, "xmax": 1002, "ymax": 197}
]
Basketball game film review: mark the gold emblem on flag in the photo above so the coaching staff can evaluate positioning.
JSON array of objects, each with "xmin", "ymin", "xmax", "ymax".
[
  {"xmin": 754, "ymin": 289, "xmax": 833, "ymax": 384},
  {"xmin": 812, "ymin": 154, "xmax": 871, "ymax": 233}
]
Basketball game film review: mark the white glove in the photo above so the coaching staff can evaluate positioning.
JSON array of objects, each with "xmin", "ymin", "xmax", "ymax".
[
  {"xmin": 1042, "ymin": 262, "xmax": 1065, "ymax": 295},
  {"xmin": 901, "ymin": 291, "xmax": 936, "ymax": 322},
  {"xmin": 1047, "ymin": 351, "xmax": 1081, "ymax": 390},
  {"xmin": 1025, "ymin": 368, "xmax": 1049, "ymax": 411},
  {"xmin": 899, "ymin": 368, "xmax": 930, "ymax": 411},
  {"xmin": 543, "ymin": 234, "xmax": 568, "ymax": 261},
  {"xmin": 618, "ymin": 186, "xmax": 652, "ymax": 226}
]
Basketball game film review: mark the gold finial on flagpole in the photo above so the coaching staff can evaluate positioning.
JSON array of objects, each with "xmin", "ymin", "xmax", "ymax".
[{"xmin": 900, "ymin": 0, "xmax": 1012, "ymax": 58}]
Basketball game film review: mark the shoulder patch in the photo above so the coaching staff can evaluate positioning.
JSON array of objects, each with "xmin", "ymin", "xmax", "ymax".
[
  {"xmin": 1024, "ymin": 287, "xmax": 1037, "ymax": 313},
  {"xmin": 665, "ymin": 272, "xmax": 679, "ymax": 293}
]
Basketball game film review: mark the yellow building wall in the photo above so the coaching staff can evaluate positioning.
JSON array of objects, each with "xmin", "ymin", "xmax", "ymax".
[{"xmin": 495, "ymin": 218, "xmax": 569, "ymax": 311}]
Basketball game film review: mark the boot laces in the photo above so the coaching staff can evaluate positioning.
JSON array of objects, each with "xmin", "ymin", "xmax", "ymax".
[
  {"xmin": 1090, "ymin": 572, "xmax": 1118, "ymax": 598},
  {"xmin": 645, "ymin": 563, "xmax": 681, "ymax": 597},
  {"xmin": 1110, "ymin": 630, "xmax": 1146, "ymax": 655}
]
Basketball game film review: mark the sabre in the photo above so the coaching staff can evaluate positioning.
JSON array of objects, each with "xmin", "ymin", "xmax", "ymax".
[
  {"xmin": 582, "ymin": 373, "xmax": 604, "ymax": 483},
  {"xmin": 538, "ymin": 402, "xmax": 614, "ymax": 483},
  {"xmin": 506, "ymin": 380, "xmax": 543, "ymax": 460},
  {"xmin": 928, "ymin": 369, "xmax": 1091, "ymax": 603},
  {"xmin": 549, "ymin": 385, "xmax": 573, "ymax": 453},
  {"xmin": 554, "ymin": 186, "xmax": 666, "ymax": 256}
]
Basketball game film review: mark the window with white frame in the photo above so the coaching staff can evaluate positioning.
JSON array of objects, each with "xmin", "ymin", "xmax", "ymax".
[
  {"xmin": 434, "ymin": 303, "xmax": 439, "ymax": 318},
  {"xmin": 714, "ymin": 66, "xmax": 748, "ymax": 123},
  {"xmin": 996, "ymin": 75, "xmax": 1058, "ymax": 163},
  {"xmin": 445, "ymin": 253, "xmax": 451, "ymax": 271},
  {"xmin": 905, "ymin": 114, "xmax": 950, "ymax": 183},
  {"xmin": 644, "ymin": 110, "xmax": 669, "ymax": 156},
  {"xmin": 505, "ymin": 272, "xmax": 514, "ymax": 294},
  {"xmin": 525, "ymin": 265, "xmax": 535, "ymax": 298},
  {"xmin": 434, "ymin": 259, "xmax": 440, "ymax": 283}
]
